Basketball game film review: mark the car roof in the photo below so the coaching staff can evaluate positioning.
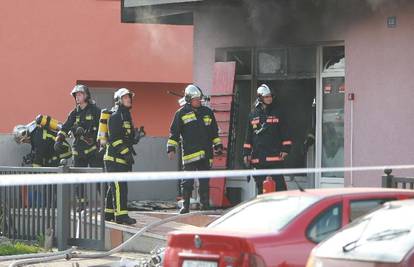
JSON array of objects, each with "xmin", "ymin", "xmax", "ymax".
[{"xmin": 257, "ymin": 187, "xmax": 414, "ymax": 199}]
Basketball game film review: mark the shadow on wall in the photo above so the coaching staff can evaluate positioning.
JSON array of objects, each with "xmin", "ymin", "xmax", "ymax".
[
  {"xmin": 130, "ymin": 137, "xmax": 180, "ymax": 201},
  {"xmin": 0, "ymin": 134, "xmax": 179, "ymax": 201}
]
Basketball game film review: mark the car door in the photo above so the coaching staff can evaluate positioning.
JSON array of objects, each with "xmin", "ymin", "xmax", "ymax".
[{"xmin": 269, "ymin": 198, "xmax": 344, "ymax": 266}]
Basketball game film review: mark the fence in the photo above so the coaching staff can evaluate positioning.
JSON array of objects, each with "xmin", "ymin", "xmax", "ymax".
[
  {"xmin": 382, "ymin": 169, "xmax": 414, "ymax": 189},
  {"xmin": 0, "ymin": 165, "xmax": 105, "ymax": 250}
]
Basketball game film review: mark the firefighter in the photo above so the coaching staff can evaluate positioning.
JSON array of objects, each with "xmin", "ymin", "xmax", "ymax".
[
  {"xmin": 56, "ymin": 84, "xmax": 102, "ymax": 168},
  {"xmin": 104, "ymin": 88, "xmax": 139, "ymax": 225},
  {"xmin": 13, "ymin": 115, "xmax": 72, "ymax": 167},
  {"xmin": 167, "ymin": 84, "xmax": 223, "ymax": 214},
  {"xmin": 243, "ymin": 84, "xmax": 292, "ymax": 194}
]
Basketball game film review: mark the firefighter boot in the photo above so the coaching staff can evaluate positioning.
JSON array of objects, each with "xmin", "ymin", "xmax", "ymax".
[
  {"xmin": 104, "ymin": 213, "xmax": 114, "ymax": 222},
  {"xmin": 180, "ymin": 192, "xmax": 191, "ymax": 214},
  {"xmin": 199, "ymin": 192, "xmax": 210, "ymax": 211},
  {"xmin": 115, "ymin": 215, "xmax": 137, "ymax": 225}
]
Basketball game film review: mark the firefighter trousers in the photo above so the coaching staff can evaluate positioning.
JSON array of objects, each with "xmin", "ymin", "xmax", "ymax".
[
  {"xmin": 181, "ymin": 159, "xmax": 210, "ymax": 206},
  {"xmin": 104, "ymin": 161, "xmax": 130, "ymax": 220},
  {"xmin": 74, "ymin": 153, "xmax": 103, "ymax": 202}
]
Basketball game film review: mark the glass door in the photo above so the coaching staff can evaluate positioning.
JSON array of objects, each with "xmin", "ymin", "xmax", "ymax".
[{"xmin": 316, "ymin": 45, "xmax": 345, "ymax": 187}]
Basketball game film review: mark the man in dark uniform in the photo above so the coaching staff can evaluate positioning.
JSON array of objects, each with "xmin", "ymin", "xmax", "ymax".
[
  {"xmin": 167, "ymin": 84, "xmax": 223, "ymax": 214},
  {"xmin": 55, "ymin": 84, "xmax": 102, "ymax": 209},
  {"xmin": 243, "ymin": 84, "xmax": 292, "ymax": 194},
  {"xmin": 104, "ymin": 88, "xmax": 139, "ymax": 225},
  {"xmin": 13, "ymin": 115, "xmax": 72, "ymax": 167},
  {"xmin": 56, "ymin": 84, "xmax": 102, "ymax": 168}
]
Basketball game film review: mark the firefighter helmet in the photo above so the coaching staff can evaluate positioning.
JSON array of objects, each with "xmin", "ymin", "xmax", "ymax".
[
  {"xmin": 257, "ymin": 84, "xmax": 272, "ymax": 99},
  {"xmin": 184, "ymin": 84, "xmax": 203, "ymax": 103},
  {"xmin": 71, "ymin": 84, "xmax": 91, "ymax": 101},
  {"xmin": 13, "ymin": 121, "xmax": 36, "ymax": 144},
  {"xmin": 114, "ymin": 88, "xmax": 135, "ymax": 105}
]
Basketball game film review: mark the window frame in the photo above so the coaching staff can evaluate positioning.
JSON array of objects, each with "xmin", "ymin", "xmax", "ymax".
[{"xmin": 306, "ymin": 202, "xmax": 343, "ymax": 244}]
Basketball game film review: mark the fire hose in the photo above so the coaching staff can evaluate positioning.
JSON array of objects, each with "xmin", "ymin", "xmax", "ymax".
[{"xmin": 4, "ymin": 210, "xmax": 222, "ymax": 267}]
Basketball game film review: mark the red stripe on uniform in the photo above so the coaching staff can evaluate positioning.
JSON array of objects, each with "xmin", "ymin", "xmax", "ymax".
[
  {"xmin": 282, "ymin": 140, "xmax": 293, "ymax": 146},
  {"xmin": 243, "ymin": 144, "xmax": 252, "ymax": 149},
  {"xmin": 266, "ymin": 156, "xmax": 282, "ymax": 162}
]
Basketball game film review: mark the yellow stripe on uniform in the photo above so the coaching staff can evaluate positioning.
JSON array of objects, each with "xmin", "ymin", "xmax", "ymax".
[
  {"xmin": 112, "ymin": 139, "xmax": 123, "ymax": 147},
  {"xmin": 60, "ymin": 151, "xmax": 72, "ymax": 158},
  {"xmin": 115, "ymin": 182, "xmax": 121, "ymax": 215},
  {"xmin": 123, "ymin": 121, "xmax": 131, "ymax": 129},
  {"xmin": 84, "ymin": 145, "xmax": 97, "ymax": 155},
  {"xmin": 42, "ymin": 130, "xmax": 55, "ymax": 141},
  {"xmin": 114, "ymin": 182, "xmax": 128, "ymax": 216},
  {"xmin": 203, "ymin": 116, "xmax": 212, "ymax": 124},
  {"xmin": 167, "ymin": 139, "xmax": 178, "ymax": 147},
  {"xmin": 182, "ymin": 150, "xmax": 205, "ymax": 164},
  {"xmin": 181, "ymin": 113, "xmax": 196, "ymax": 121},
  {"xmin": 181, "ymin": 113, "xmax": 196, "ymax": 124},
  {"xmin": 212, "ymin": 137, "xmax": 222, "ymax": 145},
  {"xmin": 120, "ymin": 148, "xmax": 129, "ymax": 155},
  {"xmin": 105, "ymin": 208, "xmax": 114, "ymax": 214},
  {"xmin": 104, "ymin": 155, "xmax": 127, "ymax": 165}
]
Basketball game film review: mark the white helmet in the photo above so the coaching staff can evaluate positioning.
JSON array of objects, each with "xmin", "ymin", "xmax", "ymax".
[
  {"xmin": 114, "ymin": 88, "xmax": 135, "ymax": 104},
  {"xmin": 257, "ymin": 84, "xmax": 272, "ymax": 98},
  {"xmin": 13, "ymin": 121, "xmax": 36, "ymax": 144},
  {"xmin": 184, "ymin": 84, "xmax": 203, "ymax": 103},
  {"xmin": 71, "ymin": 84, "xmax": 91, "ymax": 100}
]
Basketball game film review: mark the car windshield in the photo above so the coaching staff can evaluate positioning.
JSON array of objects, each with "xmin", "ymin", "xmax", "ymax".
[
  {"xmin": 315, "ymin": 200, "xmax": 414, "ymax": 263},
  {"xmin": 208, "ymin": 195, "xmax": 319, "ymax": 233}
]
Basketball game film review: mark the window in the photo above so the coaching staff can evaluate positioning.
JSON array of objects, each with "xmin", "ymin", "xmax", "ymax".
[
  {"xmin": 209, "ymin": 196, "xmax": 320, "ymax": 234},
  {"xmin": 227, "ymin": 50, "xmax": 252, "ymax": 75},
  {"xmin": 349, "ymin": 199, "xmax": 394, "ymax": 222},
  {"xmin": 307, "ymin": 203, "xmax": 342, "ymax": 243},
  {"xmin": 322, "ymin": 46, "xmax": 345, "ymax": 72},
  {"xmin": 257, "ymin": 49, "xmax": 287, "ymax": 76}
]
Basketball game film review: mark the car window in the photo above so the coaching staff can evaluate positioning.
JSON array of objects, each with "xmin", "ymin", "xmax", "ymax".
[
  {"xmin": 349, "ymin": 199, "xmax": 394, "ymax": 222},
  {"xmin": 307, "ymin": 203, "xmax": 342, "ymax": 243},
  {"xmin": 208, "ymin": 195, "xmax": 320, "ymax": 233},
  {"xmin": 313, "ymin": 200, "xmax": 414, "ymax": 263}
]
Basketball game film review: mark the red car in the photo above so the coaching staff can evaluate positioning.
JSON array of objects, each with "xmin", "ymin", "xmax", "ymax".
[{"xmin": 164, "ymin": 188, "xmax": 414, "ymax": 267}]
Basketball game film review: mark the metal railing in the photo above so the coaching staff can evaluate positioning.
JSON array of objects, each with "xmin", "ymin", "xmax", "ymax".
[
  {"xmin": 0, "ymin": 166, "xmax": 105, "ymax": 250},
  {"xmin": 382, "ymin": 169, "xmax": 414, "ymax": 189}
]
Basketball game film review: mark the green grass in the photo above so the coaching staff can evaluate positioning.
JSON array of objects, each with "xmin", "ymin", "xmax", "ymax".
[{"xmin": 0, "ymin": 242, "xmax": 42, "ymax": 256}]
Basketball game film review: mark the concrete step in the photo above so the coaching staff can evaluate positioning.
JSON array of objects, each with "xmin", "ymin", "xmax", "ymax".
[{"xmin": 104, "ymin": 211, "xmax": 219, "ymax": 253}]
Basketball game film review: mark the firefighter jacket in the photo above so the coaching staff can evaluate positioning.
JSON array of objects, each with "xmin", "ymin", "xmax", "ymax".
[
  {"xmin": 61, "ymin": 103, "xmax": 101, "ymax": 158},
  {"xmin": 30, "ymin": 127, "xmax": 72, "ymax": 167},
  {"xmin": 104, "ymin": 105, "xmax": 136, "ymax": 166},
  {"xmin": 167, "ymin": 104, "xmax": 222, "ymax": 165},
  {"xmin": 243, "ymin": 103, "xmax": 292, "ymax": 166}
]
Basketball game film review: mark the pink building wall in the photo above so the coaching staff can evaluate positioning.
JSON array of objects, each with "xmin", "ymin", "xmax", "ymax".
[
  {"xmin": 0, "ymin": 0, "xmax": 193, "ymax": 136},
  {"xmin": 344, "ymin": 2, "xmax": 414, "ymax": 186}
]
